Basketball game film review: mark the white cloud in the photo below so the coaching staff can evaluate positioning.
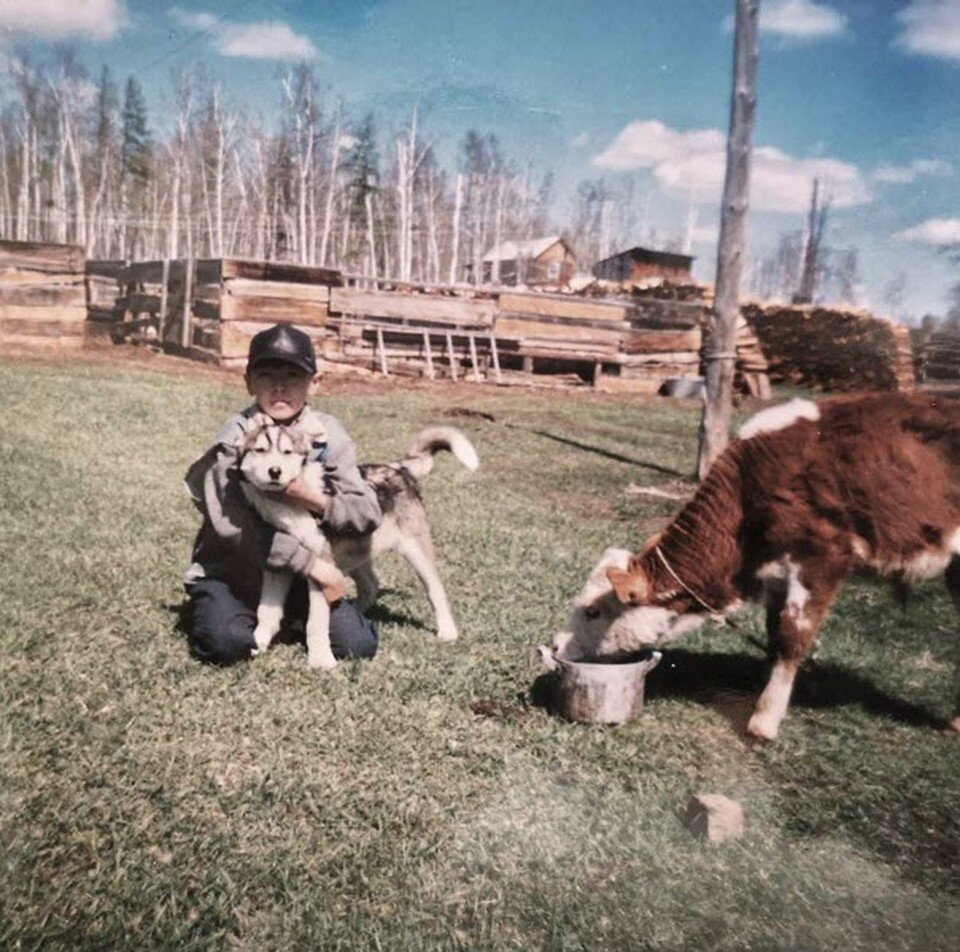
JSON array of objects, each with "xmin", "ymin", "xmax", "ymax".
[
  {"xmin": 592, "ymin": 119, "xmax": 872, "ymax": 213},
  {"xmin": 896, "ymin": 0, "xmax": 960, "ymax": 59},
  {"xmin": 168, "ymin": 8, "xmax": 318, "ymax": 61},
  {"xmin": 216, "ymin": 22, "xmax": 318, "ymax": 60},
  {"xmin": 873, "ymin": 158, "xmax": 953, "ymax": 183},
  {"xmin": 0, "ymin": 0, "xmax": 123, "ymax": 41},
  {"xmin": 894, "ymin": 218, "xmax": 960, "ymax": 246},
  {"xmin": 761, "ymin": 0, "xmax": 847, "ymax": 39},
  {"xmin": 571, "ymin": 132, "xmax": 590, "ymax": 148}
]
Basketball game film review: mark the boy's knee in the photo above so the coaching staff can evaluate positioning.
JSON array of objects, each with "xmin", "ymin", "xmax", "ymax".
[
  {"xmin": 186, "ymin": 580, "xmax": 257, "ymax": 665},
  {"xmin": 329, "ymin": 601, "xmax": 379, "ymax": 660}
]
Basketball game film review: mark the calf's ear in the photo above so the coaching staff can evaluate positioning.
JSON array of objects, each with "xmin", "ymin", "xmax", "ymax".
[{"xmin": 606, "ymin": 565, "xmax": 650, "ymax": 606}]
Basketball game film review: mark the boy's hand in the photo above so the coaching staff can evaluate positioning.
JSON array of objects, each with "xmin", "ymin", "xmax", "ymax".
[
  {"xmin": 281, "ymin": 475, "xmax": 329, "ymax": 514},
  {"xmin": 308, "ymin": 560, "xmax": 350, "ymax": 605}
]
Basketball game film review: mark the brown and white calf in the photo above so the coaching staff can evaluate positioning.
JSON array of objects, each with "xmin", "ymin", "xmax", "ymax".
[{"xmin": 552, "ymin": 393, "xmax": 960, "ymax": 741}]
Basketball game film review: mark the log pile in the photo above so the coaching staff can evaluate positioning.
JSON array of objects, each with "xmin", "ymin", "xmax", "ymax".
[
  {"xmin": 0, "ymin": 240, "xmax": 87, "ymax": 350},
  {"xmin": 742, "ymin": 302, "xmax": 915, "ymax": 392},
  {"xmin": 920, "ymin": 328, "xmax": 960, "ymax": 381}
]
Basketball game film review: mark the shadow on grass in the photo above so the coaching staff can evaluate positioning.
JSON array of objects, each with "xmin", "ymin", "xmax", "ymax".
[
  {"xmin": 529, "ymin": 648, "xmax": 945, "ymax": 735},
  {"xmin": 508, "ymin": 425, "xmax": 689, "ymax": 478}
]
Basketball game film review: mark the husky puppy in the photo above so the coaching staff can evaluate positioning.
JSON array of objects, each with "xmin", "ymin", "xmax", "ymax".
[
  {"xmin": 237, "ymin": 417, "xmax": 479, "ymax": 665},
  {"xmin": 237, "ymin": 413, "xmax": 340, "ymax": 669}
]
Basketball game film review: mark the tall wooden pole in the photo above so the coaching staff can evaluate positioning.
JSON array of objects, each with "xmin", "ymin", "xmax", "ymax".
[{"xmin": 697, "ymin": 0, "xmax": 760, "ymax": 481}]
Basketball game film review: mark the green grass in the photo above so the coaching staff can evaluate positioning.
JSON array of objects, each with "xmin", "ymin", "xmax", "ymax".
[{"xmin": 1, "ymin": 354, "xmax": 957, "ymax": 950}]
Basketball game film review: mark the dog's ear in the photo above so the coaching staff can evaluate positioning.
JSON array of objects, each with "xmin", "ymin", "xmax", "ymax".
[
  {"xmin": 234, "ymin": 413, "xmax": 271, "ymax": 452},
  {"xmin": 606, "ymin": 559, "xmax": 650, "ymax": 606}
]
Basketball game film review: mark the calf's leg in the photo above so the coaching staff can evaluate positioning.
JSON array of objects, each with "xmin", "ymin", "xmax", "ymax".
[{"xmin": 748, "ymin": 563, "xmax": 841, "ymax": 742}]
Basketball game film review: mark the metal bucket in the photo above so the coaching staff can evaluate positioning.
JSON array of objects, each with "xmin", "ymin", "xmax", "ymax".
[{"xmin": 537, "ymin": 646, "xmax": 662, "ymax": 725}]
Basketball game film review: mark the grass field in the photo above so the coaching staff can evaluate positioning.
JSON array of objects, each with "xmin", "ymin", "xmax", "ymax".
[{"xmin": 1, "ymin": 352, "xmax": 958, "ymax": 951}]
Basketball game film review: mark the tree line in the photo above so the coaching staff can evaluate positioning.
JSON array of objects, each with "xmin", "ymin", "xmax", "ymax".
[
  {"xmin": 0, "ymin": 48, "xmax": 881, "ymax": 307},
  {"xmin": 0, "ymin": 51, "xmax": 560, "ymax": 282}
]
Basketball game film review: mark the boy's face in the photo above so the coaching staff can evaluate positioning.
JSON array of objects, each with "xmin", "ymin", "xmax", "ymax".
[{"xmin": 245, "ymin": 360, "xmax": 315, "ymax": 422}]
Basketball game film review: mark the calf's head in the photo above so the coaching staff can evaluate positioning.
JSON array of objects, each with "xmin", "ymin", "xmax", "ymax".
[{"xmin": 552, "ymin": 546, "xmax": 706, "ymax": 661}]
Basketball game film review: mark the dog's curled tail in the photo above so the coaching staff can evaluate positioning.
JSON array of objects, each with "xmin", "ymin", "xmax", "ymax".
[{"xmin": 401, "ymin": 427, "xmax": 480, "ymax": 479}]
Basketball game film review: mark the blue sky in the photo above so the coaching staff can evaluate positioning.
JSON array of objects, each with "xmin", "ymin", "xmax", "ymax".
[{"xmin": 2, "ymin": 0, "xmax": 958, "ymax": 318}]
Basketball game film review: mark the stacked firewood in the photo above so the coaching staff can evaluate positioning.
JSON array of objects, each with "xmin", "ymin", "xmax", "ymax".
[
  {"xmin": 742, "ymin": 302, "xmax": 915, "ymax": 392},
  {"xmin": 0, "ymin": 240, "xmax": 87, "ymax": 350}
]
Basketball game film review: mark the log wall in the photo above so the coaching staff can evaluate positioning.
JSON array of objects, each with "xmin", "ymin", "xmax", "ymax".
[{"xmin": 0, "ymin": 240, "xmax": 87, "ymax": 350}]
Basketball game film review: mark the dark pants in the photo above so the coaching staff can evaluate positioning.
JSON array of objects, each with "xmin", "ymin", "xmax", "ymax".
[{"xmin": 186, "ymin": 576, "xmax": 379, "ymax": 665}]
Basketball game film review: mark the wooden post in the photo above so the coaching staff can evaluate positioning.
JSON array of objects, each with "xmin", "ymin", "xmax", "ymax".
[
  {"xmin": 523, "ymin": 355, "xmax": 534, "ymax": 374},
  {"xmin": 158, "ymin": 258, "xmax": 170, "ymax": 341},
  {"xmin": 376, "ymin": 326, "xmax": 389, "ymax": 376},
  {"xmin": 446, "ymin": 331, "xmax": 458, "ymax": 381},
  {"xmin": 697, "ymin": 0, "xmax": 759, "ymax": 481},
  {"xmin": 592, "ymin": 361, "xmax": 602, "ymax": 386},
  {"xmin": 180, "ymin": 257, "xmax": 195, "ymax": 350},
  {"xmin": 488, "ymin": 332, "xmax": 503, "ymax": 384},
  {"xmin": 468, "ymin": 332, "xmax": 481, "ymax": 382},
  {"xmin": 422, "ymin": 330, "xmax": 435, "ymax": 379}
]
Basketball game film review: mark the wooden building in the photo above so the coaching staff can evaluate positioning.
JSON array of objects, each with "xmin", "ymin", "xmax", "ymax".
[
  {"xmin": 592, "ymin": 246, "xmax": 694, "ymax": 284},
  {"xmin": 469, "ymin": 236, "xmax": 576, "ymax": 287}
]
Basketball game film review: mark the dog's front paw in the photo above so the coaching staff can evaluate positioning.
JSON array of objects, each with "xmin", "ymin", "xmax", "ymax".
[
  {"xmin": 252, "ymin": 626, "xmax": 274, "ymax": 655},
  {"xmin": 436, "ymin": 623, "xmax": 459, "ymax": 643},
  {"xmin": 307, "ymin": 649, "xmax": 338, "ymax": 671}
]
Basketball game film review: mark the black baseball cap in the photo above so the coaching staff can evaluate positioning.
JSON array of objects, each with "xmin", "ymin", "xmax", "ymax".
[{"xmin": 247, "ymin": 323, "xmax": 317, "ymax": 375}]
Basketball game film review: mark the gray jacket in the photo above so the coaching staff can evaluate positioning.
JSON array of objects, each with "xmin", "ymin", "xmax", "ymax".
[{"xmin": 183, "ymin": 404, "xmax": 381, "ymax": 600}]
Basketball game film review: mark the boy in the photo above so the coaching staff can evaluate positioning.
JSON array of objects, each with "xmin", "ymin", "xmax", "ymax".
[{"xmin": 183, "ymin": 323, "xmax": 382, "ymax": 665}]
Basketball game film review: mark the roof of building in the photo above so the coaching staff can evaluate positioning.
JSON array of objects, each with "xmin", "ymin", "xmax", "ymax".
[
  {"xmin": 482, "ymin": 235, "xmax": 567, "ymax": 263},
  {"xmin": 596, "ymin": 246, "xmax": 695, "ymax": 268}
]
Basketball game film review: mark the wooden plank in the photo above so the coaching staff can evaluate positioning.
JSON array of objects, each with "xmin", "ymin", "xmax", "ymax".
[
  {"xmin": 181, "ymin": 258, "xmax": 194, "ymax": 350},
  {"xmin": 422, "ymin": 331, "xmax": 435, "ymax": 379},
  {"xmin": 220, "ymin": 294, "xmax": 329, "ymax": 326},
  {"xmin": 496, "ymin": 308, "xmax": 632, "ymax": 333},
  {"xmin": 0, "ymin": 270, "xmax": 85, "ymax": 287},
  {"xmin": 85, "ymin": 260, "xmax": 127, "ymax": 280},
  {"xmin": 468, "ymin": 333, "xmax": 482, "ymax": 382},
  {"xmin": 489, "ymin": 332, "xmax": 502, "ymax": 383},
  {"xmin": 594, "ymin": 376, "xmax": 663, "ymax": 395},
  {"xmin": 0, "ymin": 305, "xmax": 85, "ymax": 324},
  {"xmin": 219, "ymin": 320, "xmax": 328, "ymax": 360},
  {"xmin": 0, "ymin": 239, "xmax": 84, "ymax": 274},
  {"xmin": 498, "ymin": 292, "xmax": 628, "ymax": 322},
  {"xmin": 376, "ymin": 327, "xmax": 389, "ymax": 376},
  {"xmin": 446, "ymin": 332, "xmax": 458, "ymax": 381},
  {"xmin": 494, "ymin": 314, "xmax": 625, "ymax": 346},
  {"xmin": 330, "ymin": 287, "xmax": 495, "ymax": 326},
  {"xmin": 224, "ymin": 277, "xmax": 331, "ymax": 303},
  {"xmin": 125, "ymin": 291, "xmax": 162, "ymax": 314},
  {"xmin": 221, "ymin": 258, "xmax": 342, "ymax": 286},
  {"xmin": 0, "ymin": 283, "xmax": 86, "ymax": 307},
  {"xmin": 621, "ymin": 328, "xmax": 701, "ymax": 353}
]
